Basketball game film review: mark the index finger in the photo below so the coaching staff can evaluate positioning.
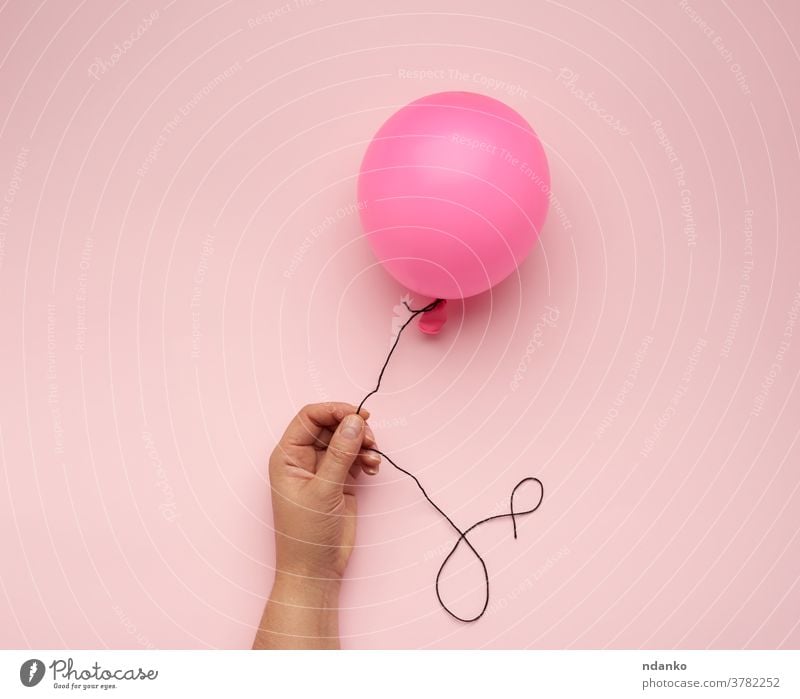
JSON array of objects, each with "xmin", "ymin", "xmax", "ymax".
[{"xmin": 280, "ymin": 402, "xmax": 370, "ymax": 447}]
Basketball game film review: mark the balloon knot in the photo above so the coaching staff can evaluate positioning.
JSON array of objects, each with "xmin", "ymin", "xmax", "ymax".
[{"xmin": 418, "ymin": 299, "xmax": 447, "ymax": 335}]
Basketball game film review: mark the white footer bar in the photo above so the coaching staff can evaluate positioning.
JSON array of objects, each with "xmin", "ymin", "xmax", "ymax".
[{"xmin": 0, "ymin": 650, "xmax": 797, "ymax": 698}]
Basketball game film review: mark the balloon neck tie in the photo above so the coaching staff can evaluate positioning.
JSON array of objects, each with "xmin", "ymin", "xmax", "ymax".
[
  {"xmin": 418, "ymin": 298, "xmax": 448, "ymax": 335},
  {"xmin": 356, "ymin": 298, "xmax": 545, "ymax": 623}
]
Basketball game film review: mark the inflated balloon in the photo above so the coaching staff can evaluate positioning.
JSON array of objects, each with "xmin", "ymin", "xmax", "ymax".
[{"xmin": 357, "ymin": 91, "xmax": 550, "ymax": 320}]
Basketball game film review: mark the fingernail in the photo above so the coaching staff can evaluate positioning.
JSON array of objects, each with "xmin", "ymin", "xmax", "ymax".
[
  {"xmin": 340, "ymin": 414, "xmax": 362, "ymax": 438},
  {"xmin": 364, "ymin": 461, "xmax": 379, "ymax": 475},
  {"xmin": 365, "ymin": 451, "xmax": 380, "ymax": 466}
]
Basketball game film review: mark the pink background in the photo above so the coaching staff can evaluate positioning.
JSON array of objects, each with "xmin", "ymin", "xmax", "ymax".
[{"xmin": 1, "ymin": 0, "xmax": 799, "ymax": 649}]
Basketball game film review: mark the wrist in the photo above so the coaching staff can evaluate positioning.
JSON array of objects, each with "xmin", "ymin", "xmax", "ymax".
[
  {"xmin": 271, "ymin": 569, "xmax": 342, "ymax": 608},
  {"xmin": 255, "ymin": 569, "xmax": 342, "ymax": 650}
]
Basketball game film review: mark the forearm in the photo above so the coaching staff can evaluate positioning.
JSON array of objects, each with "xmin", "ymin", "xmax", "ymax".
[{"xmin": 252, "ymin": 572, "xmax": 342, "ymax": 649}]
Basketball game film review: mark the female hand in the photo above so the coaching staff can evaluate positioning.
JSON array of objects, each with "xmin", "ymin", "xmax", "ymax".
[
  {"xmin": 269, "ymin": 401, "xmax": 380, "ymax": 581},
  {"xmin": 254, "ymin": 401, "xmax": 380, "ymax": 649}
]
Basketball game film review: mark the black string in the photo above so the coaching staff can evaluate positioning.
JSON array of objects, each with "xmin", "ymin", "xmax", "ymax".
[
  {"xmin": 355, "ymin": 298, "xmax": 545, "ymax": 622},
  {"xmin": 356, "ymin": 298, "xmax": 442, "ymax": 415}
]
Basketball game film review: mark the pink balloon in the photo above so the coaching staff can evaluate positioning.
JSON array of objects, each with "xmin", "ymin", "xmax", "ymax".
[{"xmin": 358, "ymin": 91, "xmax": 550, "ymax": 300}]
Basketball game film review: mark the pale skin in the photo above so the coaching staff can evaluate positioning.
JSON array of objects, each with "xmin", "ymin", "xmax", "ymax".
[{"xmin": 252, "ymin": 401, "xmax": 380, "ymax": 650}]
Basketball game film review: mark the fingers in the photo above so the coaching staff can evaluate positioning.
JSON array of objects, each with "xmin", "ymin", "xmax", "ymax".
[
  {"xmin": 313, "ymin": 423, "xmax": 376, "ymax": 449},
  {"xmin": 281, "ymin": 402, "xmax": 370, "ymax": 447},
  {"xmin": 348, "ymin": 449, "xmax": 381, "ymax": 479},
  {"xmin": 316, "ymin": 413, "xmax": 367, "ymax": 490},
  {"xmin": 359, "ymin": 423, "xmax": 380, "ymax": 475},
  {"xmin": 317, "ymin": 423, "xmax": 380, "ymax": 477},
  {"xmin": 360, "ymin": 449, "xmax": 381, "ymax": 475}
]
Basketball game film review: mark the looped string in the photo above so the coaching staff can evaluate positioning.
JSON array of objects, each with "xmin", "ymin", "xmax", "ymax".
[{"xmin": 356, "ymin": 298, "xmax": 545, "ymax": 622}]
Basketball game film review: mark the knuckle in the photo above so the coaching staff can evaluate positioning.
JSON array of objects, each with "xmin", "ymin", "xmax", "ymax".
[{"xmin": 327, "ymin": 440, "xmax": 356, "ymax": 463}]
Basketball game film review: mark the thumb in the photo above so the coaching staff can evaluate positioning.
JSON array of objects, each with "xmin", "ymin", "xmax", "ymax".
[{"xmin": 316, "ymin": 413, "xmax": 365, "ymax": 490}]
